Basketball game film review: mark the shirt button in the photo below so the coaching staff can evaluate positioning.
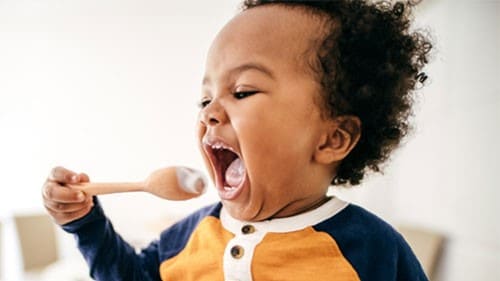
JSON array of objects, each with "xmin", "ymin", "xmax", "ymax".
[
  {"xmin": 230, "ymin": 245, "xmax": 244, "ymax": 259},
  {"xmin": 241, "ymin": 224, "xmax": 255, "ymax": 234}
]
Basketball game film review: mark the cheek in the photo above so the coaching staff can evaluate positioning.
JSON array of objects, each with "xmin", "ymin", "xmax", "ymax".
[
  {"xmin": 233, "ymin": 113, "xmax": 280, "ymax": 159},
  {"xmin": 235, "ymin": 103, "xmax": 314, "ymax": 158},
  {"xmin": 236, "ymin": 121, "xmax": 308, "ymax": 188},
  {"xmin": 229, "ymin": 98, "xmax": 320, "ymax": 178}
]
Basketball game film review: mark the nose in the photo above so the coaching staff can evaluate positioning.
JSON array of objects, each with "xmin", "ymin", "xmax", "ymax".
[{"xmin": 199, "ymin": 99, "xmax": 228, "ymax": 127}]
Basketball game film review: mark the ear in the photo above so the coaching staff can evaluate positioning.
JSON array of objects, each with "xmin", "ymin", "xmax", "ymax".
[{"xmin": 314, "ymin": 115, "xmax": 361, "ymax": 165}]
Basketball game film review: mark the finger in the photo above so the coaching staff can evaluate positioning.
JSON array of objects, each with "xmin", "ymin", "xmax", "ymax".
[
  {"xmin": 44, "ymin": 196, "xmax": 92, "ymax": 213},
  {"xmin": 48, "ymin": 166, "xmax": 80, "ymax": 184},
  {"xmin": 46, "ymin": 200, "xmax": 94, "ymax": 225},
  {"xmin": 78, "ymin": 172, "xmax": 90, "ymax": 183},
  {"xmin": 42, "ymin": 182, "xmax": 86, "ymax": 203}
]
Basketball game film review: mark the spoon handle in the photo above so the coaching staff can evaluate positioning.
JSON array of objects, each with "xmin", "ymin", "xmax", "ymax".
[{"xmin": 68, "ymin": 182, "xmax": 144, "ymax": 196}]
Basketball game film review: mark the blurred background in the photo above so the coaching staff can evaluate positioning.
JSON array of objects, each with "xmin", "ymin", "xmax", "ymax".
[{"xmin": 0, "ymin": 0, "xmax": 498, "ymax": 280}]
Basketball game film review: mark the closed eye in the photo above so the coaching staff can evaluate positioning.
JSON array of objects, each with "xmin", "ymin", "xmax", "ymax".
[
  {"xmin": 234, "ymin": 91, "xmax": 258, "ymax": 100},
  {"xmin": 198, "ymin": 90, "xmax": 258, "ymax": 108},
  {"xmin": 198, "ymin": 99, "xmax": 211, "ymax": 108}
]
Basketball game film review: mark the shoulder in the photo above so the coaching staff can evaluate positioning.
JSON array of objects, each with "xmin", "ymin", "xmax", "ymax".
[
  {"xmin": 157, "ymin": 202, "xmax": 222, "ymax": 259},
  {"xmin": 159, "ymin": 202, "xmax": 222, "ymax": 241},
  {"xmin": 314, "ymin": 203, "xmax": 428, "ymax": 281},
  {"xmin": 314, "ymin": 203, "xmax": 403, "ymax": 261},
  {"xmin": 316, "ymin": 203, "xmax": 399, "ymax": 241}
]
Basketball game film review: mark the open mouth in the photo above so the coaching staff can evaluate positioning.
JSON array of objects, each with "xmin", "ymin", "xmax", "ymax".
[{"xmin": 203, "ymin": 139, "xmax": 246, "ymax": 200}]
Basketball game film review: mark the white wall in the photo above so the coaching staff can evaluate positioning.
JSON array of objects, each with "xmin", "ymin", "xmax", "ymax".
[
  {"xmin": 0, "ymin": 0, "xmax": 239, "ymax": 279},
  {"xmin": 0, "ymin": 0, "xmax": 498, "ymax": 280}
]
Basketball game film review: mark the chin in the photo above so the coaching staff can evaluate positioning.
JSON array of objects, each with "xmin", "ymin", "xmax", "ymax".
[{"xmin": 222, "ymin": 200, "xmax": 265, "ymax": 222}]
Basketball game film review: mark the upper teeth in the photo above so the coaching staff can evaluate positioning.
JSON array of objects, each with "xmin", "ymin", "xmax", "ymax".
[
  {"xmin": 211, "ymin": 143, "xmax": 227, "ymax": 150},
  {"xmin": 203, "ymin": 138, "xmax": 238, "ymax": 155},
  {"xmin": 205, "ymin": 140, "xmax": 233, "ymax": 151}
]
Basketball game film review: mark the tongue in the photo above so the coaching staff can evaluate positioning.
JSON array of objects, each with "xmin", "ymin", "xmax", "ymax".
[{"xmin": 225, "ymin": 158, "xmax": 245, "ymax": 188}]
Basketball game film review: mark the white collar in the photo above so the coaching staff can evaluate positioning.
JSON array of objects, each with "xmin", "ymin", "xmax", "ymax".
[{"xmin": 220, "ymin": 197, "xmax": 349, "ymax": 234}]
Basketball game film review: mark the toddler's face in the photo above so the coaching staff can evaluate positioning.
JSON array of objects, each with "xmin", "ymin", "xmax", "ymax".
[{"xmin": 197, "ymin": 5, "xmax": 334, "ymax": 221}]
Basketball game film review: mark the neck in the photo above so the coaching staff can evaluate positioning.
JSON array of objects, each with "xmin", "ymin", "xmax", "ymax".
[{"xmin": 268, "ymin": 194, "xmax": 331, "ymax": 220}]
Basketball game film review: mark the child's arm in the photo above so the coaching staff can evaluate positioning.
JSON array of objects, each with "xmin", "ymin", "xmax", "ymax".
[
  {"xmin": 43, "ymin": 167, "xmax": 160, "ymax": 280},
  {"xmin": 62, "ymin": 197, "xmax": 161, "ymax": 281}
]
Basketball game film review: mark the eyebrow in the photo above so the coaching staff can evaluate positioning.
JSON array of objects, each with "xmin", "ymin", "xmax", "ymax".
[{"xmin": 202, "ymin": 62, "xmax": 275, "ymax": 86}]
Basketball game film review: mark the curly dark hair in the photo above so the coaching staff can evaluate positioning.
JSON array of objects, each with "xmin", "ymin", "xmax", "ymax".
[{"xmin": 242, "ymin": 0, "xmax": 432, "ymax": 186}]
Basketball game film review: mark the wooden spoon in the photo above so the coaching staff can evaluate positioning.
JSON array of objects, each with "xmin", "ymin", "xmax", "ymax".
[{"xmin": 68, "ymin": 166, "xmax": 207, "ymax": 200}]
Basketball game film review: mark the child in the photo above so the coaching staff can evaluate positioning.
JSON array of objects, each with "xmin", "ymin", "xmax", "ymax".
[{"xmin": 42, "ymin": 0, "xmax": 432, "ymax": 280}]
